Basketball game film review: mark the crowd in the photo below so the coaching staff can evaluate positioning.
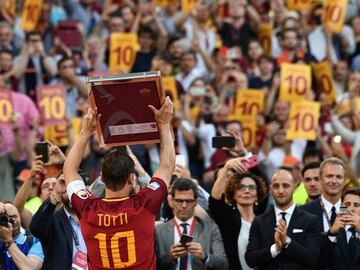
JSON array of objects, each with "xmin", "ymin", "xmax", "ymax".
[{"xmin": 1, "ymin": 0, "xmax": 360, "ymax": 269}]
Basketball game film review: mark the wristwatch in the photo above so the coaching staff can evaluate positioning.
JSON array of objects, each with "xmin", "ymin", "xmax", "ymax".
[{"xmin": 3, "ymin": 240, "xmax": 15, "ymax": 248}]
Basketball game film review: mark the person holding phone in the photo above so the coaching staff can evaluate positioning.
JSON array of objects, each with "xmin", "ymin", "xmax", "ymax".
[
  {"xmin": 324, "ymin": 187, "xmax": 360, "ymax": 270},
  {"xmin": 155, "ymin": 178, "xmax": 228, "ymax": 270},
  {"xmin": 209, "ymin": 157, "xmax": 267, "ymax": 270}
]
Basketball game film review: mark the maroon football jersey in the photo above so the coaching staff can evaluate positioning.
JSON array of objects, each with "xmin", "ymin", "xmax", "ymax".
[{"xmin": 70, "ymin": 177, "xmax": 167, "ymax": 269}]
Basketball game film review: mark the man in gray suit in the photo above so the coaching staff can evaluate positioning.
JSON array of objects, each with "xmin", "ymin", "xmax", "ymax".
[{"xmin": 155, "ymin": 178, "xmax": 228, "ymax": 270}]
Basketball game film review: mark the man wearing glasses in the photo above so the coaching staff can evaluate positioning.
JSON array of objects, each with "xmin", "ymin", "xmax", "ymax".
[{"xmin": 155, "ymin": 178, "xmax": 228, "ymax": 270}]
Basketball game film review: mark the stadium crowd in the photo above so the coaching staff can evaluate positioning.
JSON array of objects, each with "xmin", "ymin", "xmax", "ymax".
[{"xmin": 1, "ymin": 0, "xmax": 360, "ymax": 269}]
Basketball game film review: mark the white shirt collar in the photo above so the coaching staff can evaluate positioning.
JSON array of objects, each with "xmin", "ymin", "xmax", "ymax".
[
  {"xmin": 174, "ymin": 216, "xmax": 194, "ymax": 228},
  {"xmin": 321, "ymin": 195, "xmax": 341, "ymax": 213},
  {"xmin": 274, "ymin": 203, "xmax": 296, "ymax": 218}
]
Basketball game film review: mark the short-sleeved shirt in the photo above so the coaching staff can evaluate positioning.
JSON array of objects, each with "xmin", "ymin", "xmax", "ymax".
[
  {"xmin": 0, "ymin": 233, "xmax": 44, "ymax": 270},
  {"xmin": 67, "ymin": 177, "xmax": 167, "ymax": 270}
]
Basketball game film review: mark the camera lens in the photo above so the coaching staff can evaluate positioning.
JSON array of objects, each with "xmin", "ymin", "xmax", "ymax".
[{"xmin": 0, "ymin": 214, "xmax": 9, "ymax": 227}]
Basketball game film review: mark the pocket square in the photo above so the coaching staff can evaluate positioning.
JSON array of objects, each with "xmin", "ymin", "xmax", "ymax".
[{"xmin": 293, "ymin": 229, "xmax": 303, "ymax": 233}]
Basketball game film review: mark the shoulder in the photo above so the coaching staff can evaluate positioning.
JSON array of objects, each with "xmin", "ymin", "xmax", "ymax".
[
  {"xmin": 155, "ymin": 219, "xmax": 173, "ymax": 233},
  {"xmin": 301, "ymin": 199, "xmax": 321, "ymax": 212}
]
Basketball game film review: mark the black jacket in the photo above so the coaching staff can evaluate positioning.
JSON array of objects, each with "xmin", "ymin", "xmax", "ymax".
[
  {"xmin": 245, "ymin": 206, "xmax": 321, "ymax": 270},
  {"xmin": 30, "ymin": 199, "xmax": 74, "ymax": 270}
]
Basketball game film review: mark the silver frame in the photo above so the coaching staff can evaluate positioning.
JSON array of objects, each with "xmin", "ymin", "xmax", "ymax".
[{"xmin": 86, "ymin": 71, "xmax": 161, "ymax": 84}]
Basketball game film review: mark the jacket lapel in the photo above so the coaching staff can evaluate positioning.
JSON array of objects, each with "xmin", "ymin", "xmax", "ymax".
[
  {"xmin": 287, "ymin": 206, "xmax": 300, "ymax": 235},
  {"xmin": 58, "ymin": 208, "xmax": 74, "ymax": 256}
]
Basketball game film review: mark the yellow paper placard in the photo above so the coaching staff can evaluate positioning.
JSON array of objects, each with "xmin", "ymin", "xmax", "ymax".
[
  {"xmin": 280, "ymin": 63, "xmax": 311, "ymax": 102},
  {"xmin": 323, "ymin": 0, "xmax": 348, "ymax": 33},
  {"xmin": 153, "ymin": 0, "xmax": 178, "ymax": 7},
  {"xmin": 336, "ymin": 97, "xmax": 360, "ymax": 115},
  {"xmin": 162, "ymin": 76, "xmax": 178, "ymax": 102},
  {"xmin": 44, "ymin": 118, "xmax": 82, "ymax": 146},
  {"xmin": 258, "ymin": 23, "xmax": 273, "ymax": 54},
  {"xmin": 286, "ymin": 100, "xmax": 320, "ymax": 141},
  {"xmin": 5, "ymin": 0, "xmax": 16, "ymax": 17},
  {"xmin": 21, "ymin": 0, "xmax": 43, "ymax": 31},
  {"xmin": 0, "ymin": 89, "xmax": 13, "ymax": 126},
  {"xmin": 109, "ymin": 33, "xmax": 138, "ymax": 73},
  {"xmin": 182, "ymin": 0, "xmax": 197, "ymax": 14},
  {"xmin": 311, "ymin": 61, "xmax": 336, "ymax": 101},
  {"xmin": 229, "ymin": 114, "xmax": 257, "ymax": 149},
  {"xmin": 287, "ymin": 0, "xmax": 320, "ymax": 11},
  {"xmin": 232, "ymin": 89, "xmax": 265, "ymax": 120}
]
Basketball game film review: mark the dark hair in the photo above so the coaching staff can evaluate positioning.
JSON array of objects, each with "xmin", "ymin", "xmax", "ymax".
[
  {"xmin": 225, "ymin": 172, "xmax": 267, "ymax": 205},
  {"xmin": 101, "ymin": 150, "xmax": 136, "ymax": 191},
  {"xmin": 170, "ymin": 178, "xmax": 198, "ymax": 199},
  {"xmin": 138, "ymin": 26, "xmax": 156, "ymax": 41},
  {"xmin": 0, "ymin": 49, "xmax": 13, "ymax": 57},
  {"xmin": 26, "ymin": 31, "xmax": 42, "ymax": 41},
  {"xmin": 180, "ymin": 50, "xmax": 197, "ymax": 61},
  {"xmin": 257, "ymin": 54, "xmax": 274, "ymax": 65},
  {"xmin": 301, "ymin": 161, "xmax": 321, "ymax": 177},
  {"xmin": 342, "ymin": 187, "xmax": 360, "ymax": 201},
  {"xmin": 302, "ymin": 147, "xmax": 322, "ymax": 163},
  {"xmin": 280, "ymin": 28, "xmax": 297, "ymax": 39},
  {"xmin": 57, "ymin": 55, "xmax": 73, "ymax": 69}
]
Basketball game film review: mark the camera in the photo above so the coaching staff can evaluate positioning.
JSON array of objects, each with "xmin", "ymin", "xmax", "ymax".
[{"xmin": 0, "ymin": 213, "xmax": 9, "ymax": 227}]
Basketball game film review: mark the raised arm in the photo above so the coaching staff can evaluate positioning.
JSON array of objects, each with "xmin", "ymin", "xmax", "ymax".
[
  {"xmin": 64, "ymin": 108, "xmax": 98, "ymax": 186},
  {"xmin": 149, "ymin": 97, "xmax": 175, "ymax": 188}
]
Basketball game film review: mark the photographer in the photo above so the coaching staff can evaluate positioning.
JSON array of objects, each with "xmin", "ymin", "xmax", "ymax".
[{"xmin": 0, "ymin": 201, "xmax": 44, "ymax": 270}]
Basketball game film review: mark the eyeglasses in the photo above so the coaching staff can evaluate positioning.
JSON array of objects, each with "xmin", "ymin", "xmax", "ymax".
[
  {"xmin": 238, "ymin": 184, "xmax": 257, "ymax": 191},
  {"xmin": 174, "ymin": 199, "xmax": 196, "ymax": 205}
]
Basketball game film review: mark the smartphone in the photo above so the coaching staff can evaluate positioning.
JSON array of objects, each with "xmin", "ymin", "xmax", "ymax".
[
  {"xmin": 241, "ymin": 155, "xmax": 260, "ymax": 169},
  {"xmin": 339, "ymin": 206, "xmax": 348, "ymax": 215},
  {"xmin": 227, "ymin": 48, "xmax": 238, "ymax": 59},
  {"xmin": 190, "ymin": 86, "xmax": 206, "ymax": 96},
  {"xmin": 212, "ymin": 136, "xmax": 236, "ymax": 148},
  {"xmin": 180, "ymin": 234, "xmax": 193, "ymax": 246},
  {"xmin": 176, "ymin": 155, "xmax": 186, "ymax": 167},
  {"xmin": 35, "ymin": 142, "xmax": 48, "ymax": 163}
]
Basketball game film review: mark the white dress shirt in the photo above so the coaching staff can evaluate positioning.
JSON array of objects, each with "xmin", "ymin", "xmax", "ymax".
[
  {"xmin": 321, "ymin": 195, "xmax": 341, "ymax": 232},
  {"xmin": 174, "ymin": 217, "xmax": 194, "ymax": 270},
  {"xmin": 270, "ymin": 204, "xmax": 296, "ymax": 257}
]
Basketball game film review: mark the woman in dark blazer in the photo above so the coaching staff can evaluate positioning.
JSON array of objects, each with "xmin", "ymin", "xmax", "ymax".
[{"xmin": 209, "ymin": 157, "xmax": 267, "ymax": 270}]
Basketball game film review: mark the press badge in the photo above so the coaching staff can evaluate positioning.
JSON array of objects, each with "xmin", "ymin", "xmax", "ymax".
[{"xmin": 72, "ymin": 250, "xmax": 88, "ymax": 270}]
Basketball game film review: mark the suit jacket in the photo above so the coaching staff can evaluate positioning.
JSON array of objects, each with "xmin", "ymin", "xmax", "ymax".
[
  {"xmin": 323, "ymin": 229, "xmax": 360, "ymax": 270},
  {"xmin": 245, "ymin": 206, "xmax": 321, "ymax": 270},
  {"xmin": 301, "ymin": 198, "xmax": 330, "ymax": 269},
  {"xmin": 155, "ymin": 216, "xmax": 229, "ymax": 270},
  {"xmin": 301, "ymin": 199, "xmax": 324, "ymax": 231},
  {"xmin": 30, "ymin": 200, "xmax": 74, "ymax": 270}
]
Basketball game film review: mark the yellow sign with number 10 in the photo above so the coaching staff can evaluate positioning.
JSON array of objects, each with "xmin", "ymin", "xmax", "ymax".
[
  {"xmin": 323, "ymin": 0, "xmax": 348, "ymax": 33},
  {"xmin": 21, "ymin": 0, "xmax": 43, "ymax": 31},
  {"xmin": 280, "ymin": 63, "xmax": 311, "ymax": 102},
  {"xmin": 109, "ymin": 33, "xmax": 138, "ymax": 73},
  {"xmin": 286, "ymin": 100, "xmax": 320, "ymax": 141},
  {"xmin": 0, "ymin": 88, "xmax": 13, "ymax": 126}
]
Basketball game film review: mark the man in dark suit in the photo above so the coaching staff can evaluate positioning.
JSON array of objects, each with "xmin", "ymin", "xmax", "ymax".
[
  {"xmin": 245, "ymin": 169, "xmax": 321, "ymax": 270},
  {"xmin": 301, "ymin": 157, "xmax": 346, "ymax": 269},
  {"xmin": 155, "ymin": 178, "xmax": 228, "ymax": 270},
  {"xmin": 301, "ymin": 158, "xmax": 346, "ymax": 232},
  {"xmin": 324, "ymin": 187, "xmax": 360, "ymax": 270},
  {"xmin": 30, "ymin": 174, "xmax": 86, "ymax": 270}
]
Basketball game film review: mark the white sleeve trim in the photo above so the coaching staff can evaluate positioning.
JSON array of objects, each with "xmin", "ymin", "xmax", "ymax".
[
  {"xmin": 270, "ymin": 244, "xmax": 281, "ymax": 258},
  {"xmin": 67, "ymin": 180, "xmax": 86, "ymax": 200}
]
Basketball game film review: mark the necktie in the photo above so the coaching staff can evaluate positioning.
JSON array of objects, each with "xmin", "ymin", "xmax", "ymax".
[
  {"xmin": 349, "ymin": 227, "xmax": 357, "ymax": 263},
  {"xmin": 330, "ymin": 206, "xmax": 336, "ymax": 226},
  {"xmin": 280, "ymin": 212, "xmax": 287, "ymax": 225},
  {"xmin": 179, "ymin": 223, "xmax": 188, "ymax": 270}
]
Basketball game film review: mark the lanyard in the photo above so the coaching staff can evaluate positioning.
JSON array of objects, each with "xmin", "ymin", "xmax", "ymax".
[
  {"xmin": 70, "ymin": 224, "xmax": 80, "ymax": 249},
  {"xmin": 319, "ymin": 199, "xmax": 332, "ymax": 228},
  {"xmin": 173, "ymin": 219, "xmax": 196, "ymax": 237}
]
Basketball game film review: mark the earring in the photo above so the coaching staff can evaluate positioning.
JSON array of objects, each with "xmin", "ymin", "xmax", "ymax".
[{"xmin": 254, "ymin": 200, "xmax": 258, "ymax": 206}]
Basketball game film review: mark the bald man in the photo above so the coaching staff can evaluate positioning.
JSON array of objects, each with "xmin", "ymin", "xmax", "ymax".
[{"xmin": 245, "ymin": 169, "xmax": 322, "ymax": 270}]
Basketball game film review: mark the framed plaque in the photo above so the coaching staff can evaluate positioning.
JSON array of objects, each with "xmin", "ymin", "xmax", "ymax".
[{"xmin": 87, "ymin": 71, "xmax": 165, "ymax": 147}]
